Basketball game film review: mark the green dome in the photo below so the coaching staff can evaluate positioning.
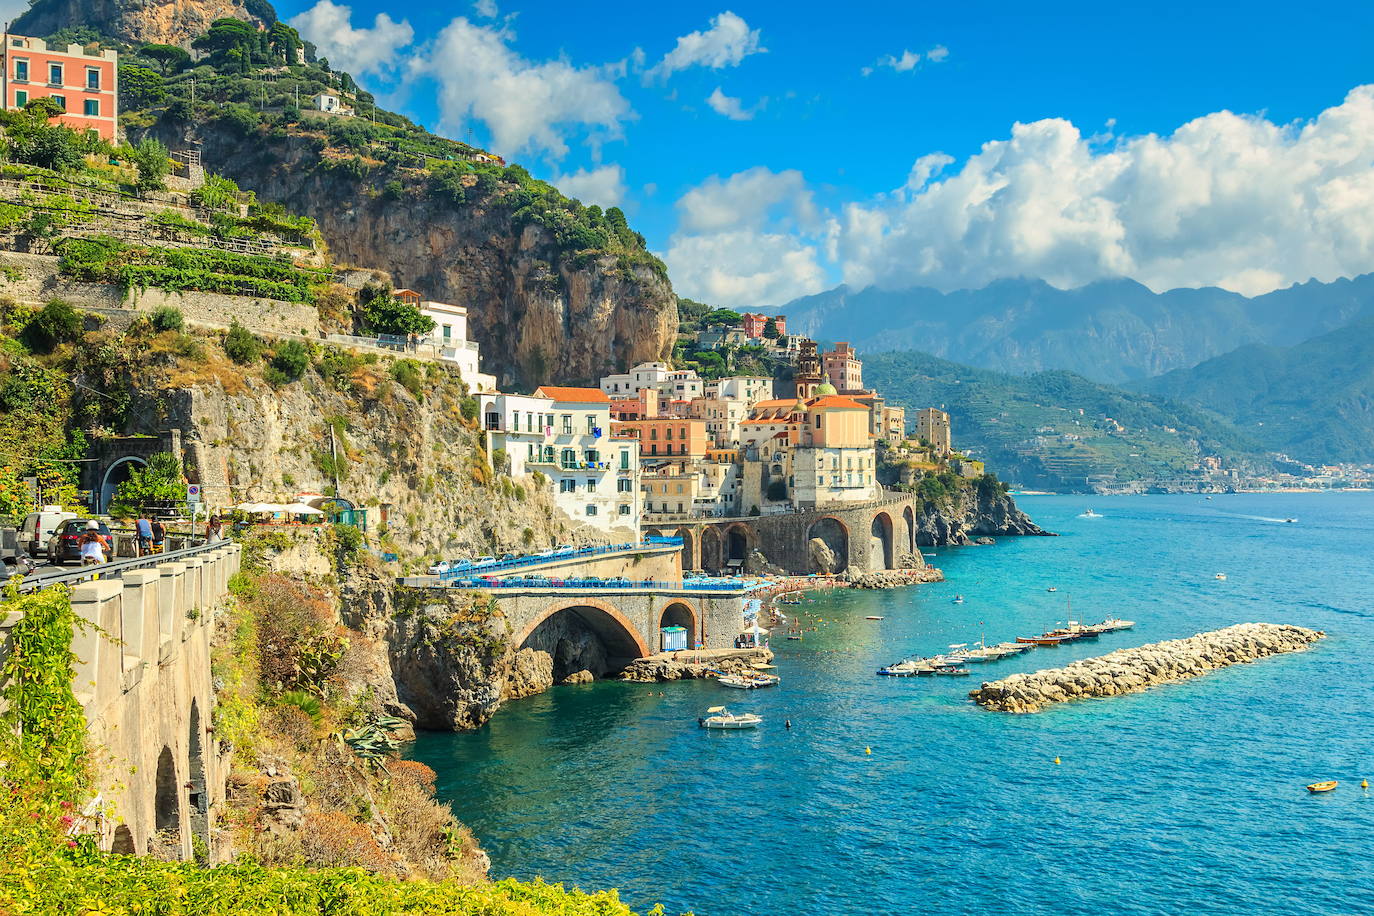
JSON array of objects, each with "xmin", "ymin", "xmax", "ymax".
[{"xmin": 815, "ymin": 381, "xmax": 838, "ymax": 396}]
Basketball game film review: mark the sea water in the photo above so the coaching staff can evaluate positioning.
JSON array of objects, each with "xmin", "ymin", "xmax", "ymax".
[{"xmin": 408, "ymin": 494, "xmax": 1374, "ymax": 915}]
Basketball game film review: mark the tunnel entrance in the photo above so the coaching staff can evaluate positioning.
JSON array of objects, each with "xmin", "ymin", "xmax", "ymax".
[{"xmin": 519, "ymin": 603, "xmax": 648, "ymax": 685}]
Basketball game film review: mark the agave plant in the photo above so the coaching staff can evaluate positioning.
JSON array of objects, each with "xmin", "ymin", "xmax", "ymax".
[{"xmin": 341, "ymin": 713, "xmax": 409, "ymax": 769}]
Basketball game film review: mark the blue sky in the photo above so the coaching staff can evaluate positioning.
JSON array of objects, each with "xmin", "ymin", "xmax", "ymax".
[{"xmin": 274, "ymin": 0, "xmax": 1374, "ymax": 307}]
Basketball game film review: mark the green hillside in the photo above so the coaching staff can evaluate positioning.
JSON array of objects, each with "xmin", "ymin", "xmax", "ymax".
[
  {"xmin": 864, "ymin": 350, "xmax": 1271, "ymax": 492},
  {"xmin": 1136, "ymin": 317, "xmax": 1374, "ymax": 464}
]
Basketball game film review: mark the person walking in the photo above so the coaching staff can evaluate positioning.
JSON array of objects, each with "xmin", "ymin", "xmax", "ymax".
[
  {"xmin": 135, "ymin": 514, "xmax": 153, "ymax": 557},
  {"xmin": 150, "ymin": 518, "xmax": 166, "ymax": 555},
  {"xmin": 79, "ymin": 521, "xmax": 108, "ymax": 567},
  {"xmin": 205, "ymin": 515, "xmax": 225, "ymax": 544}
]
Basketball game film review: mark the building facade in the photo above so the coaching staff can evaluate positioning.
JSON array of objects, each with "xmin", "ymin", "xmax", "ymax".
[
  {"xmin": 917, "ymin": 407, "xmax": 952, "ymax": 455},
  {"xmin": 532, "ymin": 386, "xmax": 641, "ymax": 538},
  {"xmin": 741, "ymin": 312, "xmax": 785, "ymax": 339},
  {"xmin": 399, "ymin": 289, "xmax": 497, "ymax": 392},
  {"xmin": 610, "ymin": 417, "xmax": 709, "ymax": 462},
  {"xmin": 2, "ymin": 35, "xmax": 118, "ymax": 139},
  {"xmin": 823, "ymin": 342, "xmax": 864, "ymax": 394}
]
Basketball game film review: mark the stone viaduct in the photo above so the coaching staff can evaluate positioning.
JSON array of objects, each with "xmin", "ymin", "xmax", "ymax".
[
  {"xmin": 644, "ymin": 491, "xmax": 927, "ymax": 575},
  {"xmin": 1, "ymin": 543, "xmax": 241, "ymax": 859}
]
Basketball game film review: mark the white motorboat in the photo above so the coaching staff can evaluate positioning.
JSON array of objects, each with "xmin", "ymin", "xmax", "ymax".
[
  {"xmin": 717, "ymin": 673, "xmax": 780, "ymax": 689},
  {"xmin": 699, "ymin": 706, "xmax": 762, "ymax": 729},
  {"xmin": 1079, "ymin": 508, "xmax": 1103, "ymax": 518},
  {"xmin": 1215, "ymin": 573, "xmax": 1227, "ymax": 580}
]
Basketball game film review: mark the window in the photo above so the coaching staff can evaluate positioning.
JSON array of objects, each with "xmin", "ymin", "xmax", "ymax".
[
  {"xmin": 561, "ymin": 414, "xmax": 572, "ymax": 434},
  {"xmin": 442, "ymin": 324, "xmax": 452, "ymax": 339},
  {"xmin": 666, "ymin": 427, "xmax": 673, "ymax": 440},
  {"xmin": 585, "ymin": 449, "xmax": 599, "ymax": 465},
  {"xmin": 619, "ymin": 504, "xmax": 631, "ymax": 516},
  {"xmin": 82, "ymin": 98, "xmax": 98, "ymax": 116},
  {"xmin": 14, "ymin": 59, "xmax": 27, "ymax": 81},
  {"xmin": 649, "ymin": 428, "xmax": 658, "ymax": 440},
  {"xmin": 50, "ymin": 94, "xmax": 65, "ymax": 111},
  {"xmin": 586, "ymin": 415, "xmax": 596, "ymax": 434},
  {"xmin": 586, "ymin": 505, "xmax": 598, "ymax": 516},
  {"xmin": 559, "ymin": 478, "xmax": 575, "ymax": 493},
  {"xmin": 586, "ymin": 479, "xmax": 597, "ymax": 493},
  {"xmin": 561, "ymin": 448, "xmax": 577, "ymax": 469},
  {"xmin": 680, "ymin": 427, "xmax": 688, "ymax": 439},
  {"xmin": 649, "ymin": 444, "xmax": 658, "ymax": 456},
  {"xmin": 48, "ymin": 63, "xmax": 62, "ymax": 85},
  {"xmin": 620, "ymin": 450, "xmax": 630, "ymax": 470},
  {"xmin": 86, "ymin": 68, "xmax": 100, "ymax": 90},
  {"xmin": 13, "ymin": 90, "xmax": 26, "ymax": 107},
  {"xmin": 677, "ymin": 503, "xmax": 684, "ymax": 513},
  {"xmin": 617, "ymin": 478, "xmax": 633, "ymax": 493}
]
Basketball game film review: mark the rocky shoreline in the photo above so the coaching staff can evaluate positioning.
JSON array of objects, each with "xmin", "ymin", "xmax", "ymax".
[
  {"xmin": 837, "ymin": 567, "xmax": 945, "ymax": 589},
  {"xmin": 969, "ymin": 623, "xmax": 1325, "ymax": 713},
  {"xmin": 620, "ymin": 648, "xmax": 775, "ymax": 682}
]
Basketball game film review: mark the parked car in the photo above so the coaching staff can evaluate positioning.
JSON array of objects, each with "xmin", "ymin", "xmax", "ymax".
[
  {"xmin": 47, "ymin": 519, "xmax": 113, "ymax": 565},
  {"xmin": 20, "ymin": 506, "xmax": 77, "ymax": 557},
  {"xmin": 473, "ymin": 556, "xmax": 497, "ymax": 567},
  {"xmin": 428, "ymin": 561, "xmax": 453, "ymax": 575},
  {"xmin": 554, "ymin": 544, "xmax": 575, "ymax": 555},
  {"xmin": 500, "ymin": 552, "xmax": 517, "ymax": 562}
]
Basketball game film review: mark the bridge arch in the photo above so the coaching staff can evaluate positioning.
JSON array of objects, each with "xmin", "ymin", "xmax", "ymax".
[
  {"xmin": 658, "ymin": 600, "xmax": 699, "ymax": 649},
  {"xmin": 153, "ymin": 745, "xmax": 181, "ymax": 857},
  {"xmin": 188, "ymin": 701, "xmax": 209, "ymax": 858},
  {"xmin": 806, "ymin": 516, "xmax": 850, "ymax": 574},
  {"xmin": 675, "ymin": 527, "xmax": 697, "ymax": 571},
  {"xmin": 100, "ymin": 456, "xmax": 146, "ymax": 514},
  {"xmin": 871, "ymin": 511, "xmax": 895, "ymax": 571},
  {"xmin": 514, "ymin": 597, "xmax": 650, "ymax": 678},
  {"xmin": 724, "ymin": 523, "xmax": 757, "ymax": 570},
  {"xmin": 700, "ymin": 527, "xmax": 723, "ymax": 573},
  {"xmin": 903, "ymin": 505, "xmax": 917, "ymax": 556}
]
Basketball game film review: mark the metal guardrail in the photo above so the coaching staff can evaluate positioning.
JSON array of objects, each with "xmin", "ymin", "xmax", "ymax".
[
  {"xmin": 11, "ymin": 538, "xmax": 218, "ymax": 594},
  {"xmin": 432, "ymin": 539, "xmax": 681, "ymax": 581},
  {"xmin": 403, "ymin": 575, "xmax": 766, "ymax": 594}
]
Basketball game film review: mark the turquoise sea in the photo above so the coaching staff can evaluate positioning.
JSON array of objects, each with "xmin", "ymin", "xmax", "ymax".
[{"xmin": 409, "ymin": 495, "xmax": 1374, "ymax": 915}]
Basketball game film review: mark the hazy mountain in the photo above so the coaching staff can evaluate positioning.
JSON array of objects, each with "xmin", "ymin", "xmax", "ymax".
[
  {"xmin": 776, "ymin": 274, "xmax": 1374, "ymax": 384},
  {"xmin": 1134, "ymin": 317, "xmax": 1374, "ymax": 465},
  {"xmin": 863, "ymin": 351, "xmax": 1269, "ymax": 493}
]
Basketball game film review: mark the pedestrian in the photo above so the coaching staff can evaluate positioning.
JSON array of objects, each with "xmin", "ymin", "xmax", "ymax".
[
  {"xmin": 135, "ymin": 513, "xmax": 153, "ymax": 557},
  {"xmin": 150, "ymin": 518, "xmax": 166, "ymax": 554},
  {"xmin": 79, "ymin": 521, "xmax": 107, "ymax": 567},
  {"xmin": 205, "ymin": 515, "xmax": 225, "ymax": 544}
]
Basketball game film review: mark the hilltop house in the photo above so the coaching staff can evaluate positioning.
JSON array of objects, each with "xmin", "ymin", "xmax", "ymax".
[
  {"xmin": 393, "ymin": 288, "xmax": 497, "ymax": 392},
  {"xmin": 1, "ymin": 35, "xmax": 118, "ymax": 139}
]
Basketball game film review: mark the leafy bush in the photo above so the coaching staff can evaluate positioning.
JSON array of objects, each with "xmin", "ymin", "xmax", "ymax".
[
  {"xmin": 223, "ymin": 320, "xmax": 263, "ymax": 364},
  {"xmin": 149, "ymin": 305, "xmax": 184, "ymax": 333},
  {"xmin": 390, "ymin": 359, "xmax": 424, "ymax": 399},
  {"xmin": 129, "ymin": 137, "xmax": 171, "ymax": 192},
  {"xmin": 268, "ymin": 339, "xmax": 309, "ymax": 384},
  {"xmin": 108, "ymin": 451, "xmax": 184, "ymax": 517},
  {"xmin": 21, "ymin": 300, "xmax": 81, "ymax": 352}
]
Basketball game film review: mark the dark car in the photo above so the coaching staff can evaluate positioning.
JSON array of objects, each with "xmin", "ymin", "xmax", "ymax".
[{"xmin": 47, "ymin": 519, "xmax": 113, "ymax": 565}]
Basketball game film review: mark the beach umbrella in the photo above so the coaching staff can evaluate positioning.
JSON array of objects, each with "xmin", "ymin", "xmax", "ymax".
[{"xmin": 283, "ymin": 502, "xmax": 325, "ymax": 515}]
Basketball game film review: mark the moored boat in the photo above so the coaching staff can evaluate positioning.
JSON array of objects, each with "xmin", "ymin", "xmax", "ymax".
[
  {"xmin": 1306, "ymin": 780, "xmax": 1338, "ymax": 793},
  {"xmin": 717, "ymin": 673, "xmax": 780, "ymax": 689},
  {"xmin": 699, "ymin": 706, "xmax": 762, "ymax": 729}
]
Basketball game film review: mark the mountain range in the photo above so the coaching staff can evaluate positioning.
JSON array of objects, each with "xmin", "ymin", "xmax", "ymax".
[{"xmin": 777, "ymin": 274, "xmax": 1374, "ymax": 384}]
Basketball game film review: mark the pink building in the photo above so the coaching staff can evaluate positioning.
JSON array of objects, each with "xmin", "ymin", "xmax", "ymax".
[
  {"xmin": 823, "ymin": 342, "xmax": 864, "ymax": 393},
  {"xmin": 742, "ymin": 312, "xmax": 785, "ymax": 338},
  {"xmin": 2, "ymin": 34, "xmax": 118, "ymax": 140}
]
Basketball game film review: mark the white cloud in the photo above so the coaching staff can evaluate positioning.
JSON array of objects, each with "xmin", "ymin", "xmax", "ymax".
[
  {"xmin": 410, "ymin": 17, "xmax": 631, "ymax": 160},
  {"xmin": 706, "ymin": 87, "xmax": 753, "ymax": 120},
  {"xmin": 288, "ymin": 0, "xmax": 415, "ymax": 76},
  {"xmin": 553, "ymin": 164, "xmax": 627, "ymax": 209},
  {"xmin": 834, "ymin": 85, "xmax": 1374, "ymax": 296},
  {"xmin": 863, "ymin": 45, "xmax": 948, "ymax": 77},
  {"xmin": 676, "ymin": 166, "xmax": 813, "ymax": 233},
  {"xmin": 473, "ymin": 0, "xmax": 498, "ymax": 18},
  {"xmin": 647, "ymin": 11, "xmax": 764, "ymax": 82}
]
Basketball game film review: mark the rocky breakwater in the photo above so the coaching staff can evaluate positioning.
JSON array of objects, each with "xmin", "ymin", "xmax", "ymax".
[
  {"xmin": 970, "ymin": 623, "xmax": 1325, "ymax": 713},
  {"xmin": 838, "ymin": 566, "xmax": 945, "ymax": 589},
  {"xmin": 620, "ymin": 648, "xmax": 774, "ymax": 682}
]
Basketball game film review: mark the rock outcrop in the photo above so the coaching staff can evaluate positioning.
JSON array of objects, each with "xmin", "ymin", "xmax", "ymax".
[
  {"xmin": 15, "ymin": 0, "xmax": 272, "ymax": 46},
  {"xmin": 839, "ymin": 568, "xmax": 944, "ymax": 589},
  {"xmin": 619, "ymin": 648, "xmax": 774, "ymax": 682},
  {"xmin": 969, "ymin": 623, "xmax": 1324, "ymax": 713},
  {"xmin": 917, "ymin": 482, "xmax": 1053, "ymax": 546},
  {"xmin": 808, "ymin": 538, "xmax": 838, "ymax": 574}
]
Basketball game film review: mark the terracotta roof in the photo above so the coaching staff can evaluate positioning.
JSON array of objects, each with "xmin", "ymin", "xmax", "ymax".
[
  {"xmin": 808, "ymin": 395, "xmax": 869, "ymax": 410},
  {"xmin": 534, "ymin": 386, "xmax": 610, "ymax": 403},
  {"xmin": 752, "ymin": 398, "xmax": 801, "ymax": 409}
]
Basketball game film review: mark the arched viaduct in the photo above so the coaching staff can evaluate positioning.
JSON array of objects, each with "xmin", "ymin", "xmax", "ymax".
[{"xmin": 645, "ymin": 493, "xmax": 926, "ymax": 575}]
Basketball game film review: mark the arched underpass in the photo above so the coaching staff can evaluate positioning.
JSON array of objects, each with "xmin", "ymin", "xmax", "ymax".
[
  {"xmin": 514, "ymin": 600, "xmax": 650, "ymax": 688},
  {"xmin": 807, "ymin": 517, "xmax": 850, "ymax": 574},
  {"xmin": 99, "ymin": 456, "xmax": 146, "ymax": 514},
  {"xmin": 659, "ymin": 601, "xmax": 698, "ymax": 651},
  {"xmin": 870, "ymin": 512, "xmax": 895, "ymax": 571}
]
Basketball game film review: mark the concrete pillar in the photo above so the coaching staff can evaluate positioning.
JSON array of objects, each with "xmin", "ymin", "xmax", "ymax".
[
  {"xmin": 119, "ymin": 571, "xmax": 158, "ymax": 675},
  {"xmin": 183, "ymin": 557, "xmax": 204, "ymax": 626},
  {"xmin": 157, "ymin": 563, "xmax": 186, "ymax": 657},
  {"xmin": 70, "ymin": 579, "xmax": 123, "ymax": 712}
]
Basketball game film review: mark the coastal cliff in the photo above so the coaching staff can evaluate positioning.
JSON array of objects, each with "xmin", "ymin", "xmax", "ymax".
[
  {"xmin": 14, "ymin": 0, "xmax": 272, "ymax": 46},
  {"xmin": 916, "ymin": 478, "xmax": 1052, "ymax": 546}
]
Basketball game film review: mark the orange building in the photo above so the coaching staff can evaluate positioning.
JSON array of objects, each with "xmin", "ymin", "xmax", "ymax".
[
  {"xmin": 610, "ymin": 417, "xmax": 709, "ymax": 461},
  {"xmin": 2, "ymin": 35, "xmax": 118, "ymax": 139}
]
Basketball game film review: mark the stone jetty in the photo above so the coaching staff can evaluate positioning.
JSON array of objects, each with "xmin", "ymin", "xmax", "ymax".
[
  {"xmin": 620, "ymin": 647, "xmax": 774, "ymax": 682},
  {"xmin": 969, "ymin": 623, "xmax": 1324, "ymax": 713}
]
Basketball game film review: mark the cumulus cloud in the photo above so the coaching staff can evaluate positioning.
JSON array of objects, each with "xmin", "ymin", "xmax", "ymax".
[
  {"xmin": 473, "ymin": 0, "xmax": 498, "ymax": 17},
  {"xmin": 862, "ymin": 45, "xmax": 948, "ymax": 77},
  {"xmin": 646, "ymin": 11, "xmax": 764, "ymax": 82},
  {"xmin": 409, "ymin": 18, "xmax": 631, "ymax": 160},
  {"xmin": 835, "ymin": 85, "xmax": 1374, "ymax": 295},
  {"xmin": 706, "ymin": 87, "xmax": 754, "ymax": 120},
  {"xmin": 553, "ymin": 164, "xmax": 628, "ymax": 209},
  {"xmin": 288, "ymin": 0, "xmax": 415, "ymax": 76},
  {"xmin": 667, "ymin": 167, "xmax": 827, "ymax": 306}
]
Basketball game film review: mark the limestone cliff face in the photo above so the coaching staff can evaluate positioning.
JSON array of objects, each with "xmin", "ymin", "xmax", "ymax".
[
  {"xmin": 143, "ymin": 123, "xmax": 678, "ymax": 388},
  {"xmin": 14, "ymin": 0, "xmax": 271, "ymax": 47},
  {"xmin": 916, "ymin": 486, "xmax": 1052, "ymax": 547}
]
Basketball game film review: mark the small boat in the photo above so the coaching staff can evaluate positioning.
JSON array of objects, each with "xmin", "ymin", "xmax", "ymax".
[
  {"xmin": 878, "ymin": 659, "xmax": 928, "ymax": 677},
  {"xmin": 1306, "ymin": 781, "xmax": 1338, "ymax": 793},
  {"xmin": 1082, "ymin": 618, "xmax": 1135, "ymax": 635},
  {"xmin": 929, "ymin": 664, "xmax": 970, "ymax": 677},
  {"xmin": 953, "ymin": 595, "xmax": 965, "ymax": 604},
  {"xmin": 1079, "ymin": 509, "xmax": 1103, "ymax": 518},
  {"xmin": 1047, "ymin": 586, "xmax": 1058, "ymax": 592},
  {"xmin": 1017, "ymin": 634, "xmax": 1069, "ymax": 646},
  {"xmin": 1215, "ymin": 573, "xmax": 1227, "ymax": 580},
  {"xmin": 1283, "ymin": 518, "xmax": 1297, "ymax": 524},
  {"xmin": 716, "ymin": 673, "xmax": 778, "ymax": 689},
  {"xmin": 699, "ymin": 706, "xmax": 762, "ymax": 729},
  {"xmin": 1206, "ymin": 495, "xmax": 1213, "ymax": 500},
  {"xmin": 865, "ymin": 615, "xmax": 885, "ymax": 621}
]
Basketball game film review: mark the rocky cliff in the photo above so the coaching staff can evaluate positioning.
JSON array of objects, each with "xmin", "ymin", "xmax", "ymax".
[
  {"xmin": 138, "ymin": 125, "xmax": 677, "ymax": 389},
  {"xmin": 916, "ymin": 483, "xmax": 1052, "ymax": 546},
  {"xmin": 15, "ymin": 0, "xmax": 272, "ymax": 46}
]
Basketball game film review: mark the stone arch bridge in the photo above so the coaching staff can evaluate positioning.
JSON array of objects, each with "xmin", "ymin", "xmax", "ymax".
[{"xmin": 645, "ymin": 493, "xmax": 927, "ymax": 575}]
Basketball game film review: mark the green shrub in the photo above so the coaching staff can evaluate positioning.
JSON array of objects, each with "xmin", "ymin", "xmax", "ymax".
[
  {"xmin": 21, "ymin": 300, "xmax": 81, "ymax": 352},
  {"xmin": 108, "ymin": 451, "xmax": 184, "ymax": 518},
  {"xmin": 269, "ymin": 339, "xmax": 309, "ymax": 384},
  {"xmin": 149, "ymin": 305, "xmax": 184, "ymax": 333},
  {"xmin": 390, "ymin": 359, "xmax": 424, "ymax": 399},
  {"xmin": 223, "ymin": 320, "xmax": 263, "ymax": 364},
  {"xmin": 129, "ymin": 137, "xmax": 171, "ymax": 193}
]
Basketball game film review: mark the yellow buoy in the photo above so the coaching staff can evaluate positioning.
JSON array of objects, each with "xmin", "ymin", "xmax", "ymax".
[
  {"xmin": 865, "ymin": 747, "xmax": 872, "ymax": 755},
  {"xmin": 1054, "ymin": 757, "xmax": 1061, "ymax": 765},
  {"xmin": 1363, "ymin": 780, "xmax": 1369, "ymax": 789}
]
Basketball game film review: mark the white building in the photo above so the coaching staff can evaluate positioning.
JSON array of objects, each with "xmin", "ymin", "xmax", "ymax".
[
  {"xmin": 312, "ymin": 92, "xmax": 353, "ymax": 115},
  {"xmin": 706, "ymin": 376, "xmax": 773, "ymax": 405},
  {"xmin": 405, "ymin": 291, "xmax": 497, "ymax": 392},
  {"xmin": 479, "ymin": 392, "xmax": 556, "ymax": 478},
  {"xmin": 599, "ymin": 361, "xmax": 671, "ymax": 397},
  {"xmin": 532, "ymin": 386, "xmax": 642, "ymax": 539}
]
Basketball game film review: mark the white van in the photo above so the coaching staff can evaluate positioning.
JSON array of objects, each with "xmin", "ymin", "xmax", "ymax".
[{"xmin": 20, "ymin": 506, "xmax": 76, "ymax": 557}]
